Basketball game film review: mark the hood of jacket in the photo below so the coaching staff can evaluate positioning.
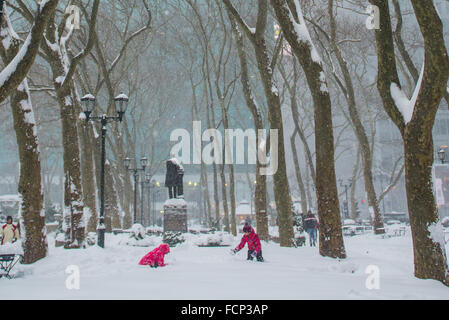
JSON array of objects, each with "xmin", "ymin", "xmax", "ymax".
[{"xmin": 159, "ymin": 243, "xmax": 170, "ymax": 254}]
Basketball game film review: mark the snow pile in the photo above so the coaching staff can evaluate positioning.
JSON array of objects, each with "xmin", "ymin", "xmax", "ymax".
[
  {"xmin": 268, "ymin": 226, "xmax": 279, "ymax": 237},
  {"xmin": 55, "ymin": 233, "xmax": 65, "ymax": 242},
  {"xmin": 146, "ymin": 226, "xmax": 163, "ymax": 235},
  {"xmin": 118, "ymin": 224, "xmax": 157, "ymax": 247},
  {"xmin": 188, "ymin": 224, "xmax": 213, "ymax": 234},
  {"xmin": 130, "ymin": 224, "xmax": 146, "ymax": 239},
  {"xmin": 428, "ymin": 221, "xmax": 447, "ymax": 251},
  {"xmin": 343, "ymin": 219, "xmax": 357, "ymax": 225},
  {"xmin": 119, "ymin": 236, "xmax": 157, "ymax": 248},
  {"xmin": 193, "ymin": 231, "xmax": 234, "ymax": 247},
  {"xmin": 164, "ymin": 198, "xmax": 187, "ymax": 207},
  {"xmin": 383, "ymin": 224, "xmax": 408, "ymax": 238},
  {"xmin": 327, "ymin": 261, "xmax": 359, "ymax": 274}
]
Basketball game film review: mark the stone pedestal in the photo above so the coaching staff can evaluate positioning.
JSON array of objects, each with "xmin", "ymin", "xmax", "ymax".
[{"xmin": 163, "ymin": 199, "xmax": 188, "ymax": 233}]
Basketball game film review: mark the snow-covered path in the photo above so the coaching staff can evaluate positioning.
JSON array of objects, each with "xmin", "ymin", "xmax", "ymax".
[{"xmin": 1, "ymin": 232, "xmax": 448, "ymax": 299}]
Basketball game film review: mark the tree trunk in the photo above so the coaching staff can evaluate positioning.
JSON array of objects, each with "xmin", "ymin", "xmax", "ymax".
[
  {"xmin": 327, "ymin": 0, "xmax": 384, "ymax": 234},
  {"xmin": 228, "ymin": 166, "xmax": 237, "ymax": 236},
  {"xmin": 291, "ymin": 131, "xmax": 308, "ymax": 214},
  {"xmin": 105, "ymin": 161, "xmax": 121, "ymax": 230},
  {"xmin": 270, "ymin": 0, "xmax": 345, "ymax": 257},
  {"xmin": 72, "ymin": 86, "xmax": 97, "ymax": 233},
  {"xmin": 405, "ymin": 132, "xmax": 448, "ymax": 283},
  {"xmin": 228, "ymin": 13, "xmax": 268, "ymax": 240},
  {"xmin": 0, "ymin": 5, "xmax": 47, "ymax": 263},
  {"xmin": 11, "ymin": 84, "xmax": 47, "ymax": 263},
  {"xmin": 369, "ymin": 0, "xmax": 449, "ymax": 284},
  {"xmin": 350, "ymin": 146, "xmax": 361, "ymax": 220},
  {"xmin": 224, "ymin": 0, "xmax": 294, "ymax": 246},
  {"xmin": 220, "ymin": 164, "xmax": 230, "ymax": 232},
  {"xmin": 56, "ymin": 84, "xmax": 84, "ymax": 248}
]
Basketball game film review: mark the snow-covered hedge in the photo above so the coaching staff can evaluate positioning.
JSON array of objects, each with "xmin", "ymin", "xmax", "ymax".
[
  {"xmin": 130, "ymin": 224, "xmax": 146, "ymax": 240},
  {"xmin": 194, "ymin": 231, "xmax": 234, "ymax": 247},
  {"xmin": 119, "ymin": 236, "xmax": 157, "ymax": 247}
]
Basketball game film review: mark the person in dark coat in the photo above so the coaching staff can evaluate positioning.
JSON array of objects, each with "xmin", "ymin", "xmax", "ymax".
[
  {"xmin": 165, "ymin": 154, "xmax": 179, "ymax": 199},
  {"xmin": 303, "ymin": 211, "xmax": 318, "ymax": 247}
]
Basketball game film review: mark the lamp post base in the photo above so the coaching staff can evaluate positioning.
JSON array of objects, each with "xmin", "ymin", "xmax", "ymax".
[{"xmin": 97, "ymin": 226, "xmax": 105, "ymax": 248}]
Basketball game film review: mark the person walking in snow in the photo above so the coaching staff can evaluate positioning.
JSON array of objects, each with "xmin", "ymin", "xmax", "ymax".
[
  {"xmin": 139, "ymin": 243, "xmax": 170, "ymax": 268},
  {"xmin": 303, "ymin": 211, "xmax": 318, "ymax": 247},
  {"xmin": 232, "ymin": 223, "xmax": 264, "ymax": 262},
  {"xmin": 1, "ymin": 216, "xmax": 20, "ymax": 245}
]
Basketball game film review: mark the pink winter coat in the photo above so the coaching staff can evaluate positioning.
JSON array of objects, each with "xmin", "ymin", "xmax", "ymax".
[
  {"xmin": 139, "ymin": 243, "xmax": 170, "ymax": 267},
  {"xmin": 235, "ymin": 227, "xmax": 261, "ymax": 254}
]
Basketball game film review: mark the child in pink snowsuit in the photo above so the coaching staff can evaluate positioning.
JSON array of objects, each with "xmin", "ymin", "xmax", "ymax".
[
  {"xmin": 139, "ymin": 243, "xmax": 170, "ymax": 268},
  {"xmin": 232, "ymin": 223, "xmax": 264, "ymax": 262}
]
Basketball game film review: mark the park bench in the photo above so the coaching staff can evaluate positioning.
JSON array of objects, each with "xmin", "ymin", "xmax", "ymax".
[{"xmin": 0, "ymin": 254, "xmax": 23, "ymax": 279}]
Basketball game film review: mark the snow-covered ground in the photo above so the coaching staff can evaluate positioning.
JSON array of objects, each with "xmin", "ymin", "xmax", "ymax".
[{"xmin": 1, "ymin": 230, "xmax": 449, "ymax": 300}]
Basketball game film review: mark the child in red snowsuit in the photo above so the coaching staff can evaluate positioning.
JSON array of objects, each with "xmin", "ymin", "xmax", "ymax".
[
  {"xmin": 139, "ymin": 243, "xmax": 170, "ymax": 268},
  {"xmin": 232, "ymin": 224, "xmax": 264, "ymax": 262}
]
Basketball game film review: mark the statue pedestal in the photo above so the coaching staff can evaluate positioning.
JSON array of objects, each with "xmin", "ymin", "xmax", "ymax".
[{"xmin": 163, "ymin": 199, "xmax": 188, "ymax": 233}]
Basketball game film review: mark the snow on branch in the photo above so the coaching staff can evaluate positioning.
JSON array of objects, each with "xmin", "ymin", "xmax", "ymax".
[
  {"xmin": 390, "ymin": 58, "xmax": 425, "ymax": 124},
  {"xmin": 0, "ymin": 0, "xmax": 58, "ymax": 103},
  {"xmin": 288, "ymin": 0, "xmax": 322, "ymax": 65}
]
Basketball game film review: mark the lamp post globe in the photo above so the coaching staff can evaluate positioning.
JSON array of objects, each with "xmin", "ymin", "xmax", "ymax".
[
  {"xmin": 124, "ymin": 157, "xmax": 131, "ymax": 169},
  {"xmin": 140, "ymin": 157, "xmax": 148, "ymax": 169},
  {"xmin": 438, "ymin": 149, "xmax": 446, "ymax": 163},
  {"xmin": 81, "ymin": 94, "xmax": 96, "ymax": 121},
  {"xmin": 114, "ymin": 93, "xmax": 129, "ymax": 122}
]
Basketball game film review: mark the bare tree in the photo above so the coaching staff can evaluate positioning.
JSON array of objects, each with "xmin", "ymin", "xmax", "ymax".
[
  {"xmin": 223, "ymin": 0, "xmax": 295, "ymax": 246},
  {"xmin": 0, "ymin": 2, "xmax": 51, "ymax": 263},
  {"xmin": 369, "ymin": 0, "xmax": 449, "ymax": 285},
  {"xmin": 228, "ymin": 13, "xmax": 269, "ymax": 239},
  {"xmin": 270, "ymin": 0, "xmax": 345, "ymax": 257}
]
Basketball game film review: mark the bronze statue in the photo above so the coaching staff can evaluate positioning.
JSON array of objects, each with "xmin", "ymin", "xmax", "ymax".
[{"xmin": 165, "ymin": 153, "xmax": 184, "ymax": 199}]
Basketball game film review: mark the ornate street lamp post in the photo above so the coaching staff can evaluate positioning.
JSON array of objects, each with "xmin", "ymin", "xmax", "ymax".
[
  {"xmin": 438, "ymin": 148, "xmax": 448, "ymax": 164},
  {"xmin": 124, "ymin": 156, "xmax": 148, "ymax": 224},
  {"xmin": 339, "ymin": 178, "xmax": 353, "ymax": 219},
  {"xmin": 81, "ymin": 93, "xmax": 129, "ymax": 248},
  {"xmin": 140, "ymin": 172, "xmax": 152, "ymax": 226}
]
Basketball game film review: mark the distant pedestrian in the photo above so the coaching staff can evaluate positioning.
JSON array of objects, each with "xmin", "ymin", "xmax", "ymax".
[
  {"xmin": 232, "ymin": 223, "xmax": 264, "ymax": 262},
  {"xmin": 1, "ymin": 216, "xmax": 19, "ymax": 245},
  {"xmin": 303, "ymin": 211, "xmax": 318, "ymax": 247}
]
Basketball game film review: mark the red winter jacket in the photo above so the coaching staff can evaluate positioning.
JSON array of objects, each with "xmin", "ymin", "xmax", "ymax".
[
  {"xmin": 235, "ymin": 227, "xmax": 261, "ymax": 254},
  {"xmin": 139, "ymin": 243, "xmax": 170, "ymax": 267}
]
